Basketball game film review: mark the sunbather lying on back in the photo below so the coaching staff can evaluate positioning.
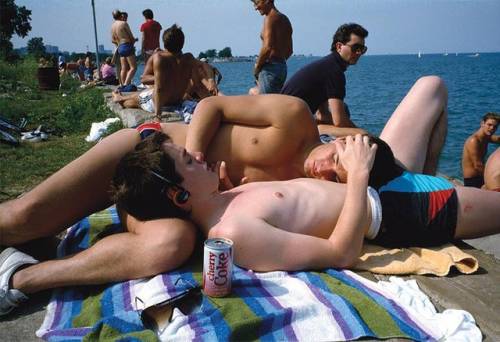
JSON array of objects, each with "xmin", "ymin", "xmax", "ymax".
[
  {"xmin": 0, "ymin": 76, "xmax": 448, "ymax": 316},
  {"xmin": 109, "ymin": 131, "xmax": 500, "ymax": 272}
]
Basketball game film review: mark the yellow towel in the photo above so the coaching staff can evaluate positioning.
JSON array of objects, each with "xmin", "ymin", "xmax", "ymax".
[{"xmin": 354, "ymin": 243, "xmax": 478, "ymax": 276}]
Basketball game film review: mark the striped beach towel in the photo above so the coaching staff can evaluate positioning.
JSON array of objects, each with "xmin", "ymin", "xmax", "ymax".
[{"xmin": 37, "ymin": 207, "xmax": 439, "ymax": 341}]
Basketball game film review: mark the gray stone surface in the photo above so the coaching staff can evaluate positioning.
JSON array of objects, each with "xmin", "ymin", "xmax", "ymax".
[
  {"xmin": 0, "ymin": 291, "xmax": 50, "ymax": 341},
  {"xmin": 103, "ymin": 91, "xmax": 183, "ymax": 128},
  {"xmin": 465, "ymin": 234, "xmax": 500, "ymax": 259}
]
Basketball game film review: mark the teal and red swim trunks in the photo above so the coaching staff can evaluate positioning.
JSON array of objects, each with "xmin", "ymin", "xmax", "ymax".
[{"xmin": 374, "ymin": 171, "xmax": 458, "ymax": 247}]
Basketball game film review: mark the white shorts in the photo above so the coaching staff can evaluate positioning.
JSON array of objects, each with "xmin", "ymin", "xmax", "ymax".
[{"xmin": 138, "ymin": 89, "xmax": 155, "ymax": 113}]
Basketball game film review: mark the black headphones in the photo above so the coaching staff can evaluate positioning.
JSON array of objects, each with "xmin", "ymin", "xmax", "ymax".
[{"xmin": 150, "ymin": 170, "xmax": 190, "ymax": 204}]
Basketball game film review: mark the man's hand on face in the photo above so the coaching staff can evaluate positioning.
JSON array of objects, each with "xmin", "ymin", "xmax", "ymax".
[
  {"xmin": 191, "ymin": 151, "xmax": 205, "ymax": 163},
  {"xmin": 337, "ymin": 134, "xmax": 377, "ymax": 175},
  {"xmin": 217, "ymin": 161, "xmax": 235, "ymax": 190}
]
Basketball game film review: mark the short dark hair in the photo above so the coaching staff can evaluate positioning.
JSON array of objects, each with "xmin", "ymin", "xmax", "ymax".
[
  {"xmin": 112, "ymin": 9, "xmax": 122, "ymax": 20},
  {"xmin": 368, "ymin": 136, "xmax": 403, "ymax": 190},
  {"xmin": 111, "ymin": 132, "xmax": 188, "ymax": 221},
  {"xmin": 482, "ymin": 112, "xmax": 500, "ymax": 123},
  {"xmin": 331, "ymin": 23, "xmax": 368, "ymax": 52},
  {"xmin": 162, "ymin": 24, "xmax": 185, "ymax": 53},
  {"xmin": 143, "ymin": 9, "xmax": 154, "ymax": 19}
]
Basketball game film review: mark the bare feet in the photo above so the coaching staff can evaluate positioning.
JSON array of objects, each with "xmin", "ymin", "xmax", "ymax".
[{"xmin": 112, "ymin": 91, "xmax": 123, "ymax": 103}]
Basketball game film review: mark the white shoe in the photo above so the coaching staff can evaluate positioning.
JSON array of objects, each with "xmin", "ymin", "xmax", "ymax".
[{"xmin": 0, "ymin": 248, "xmax": 38, "ymax": 316}]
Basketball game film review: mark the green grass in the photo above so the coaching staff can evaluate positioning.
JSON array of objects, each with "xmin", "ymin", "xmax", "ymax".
[
  {"xmin": 0, "ymin": 134, "xmax": 93, "ymax": 201},
  {"xmin": 0, "ymin": 57, "xmax": 122, "ymax": 201}
]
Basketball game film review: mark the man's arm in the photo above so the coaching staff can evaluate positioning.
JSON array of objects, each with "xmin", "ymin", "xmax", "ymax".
[
  {"xmin": 317, "ymin": 124, "xmax": 368, "ymax": 137},
  {"xmin": 124, "ymin": 23, "xmax": 136, "ymax": 43},
  {"xmin": 152, "ymin": 55, "xmax": 164, "ymax": 120},
  {"xmin": 254, "ymin": 16, "xmax": 277, "ymax": 78},
  {"xmin": 211, "ymin": 135, "xmax": 375, "ymax": 272},
  {"xmin": 140, "ymin": 54, "xmax": 155, "ymax": 85},
  {"xmin": 328, "ymin": 98, "xmax": 357, "ymax": 128},
  {"xmin": 491, "ymin": 135, "xmax": 500, "ymax": 144},
  {"xmin": 185, "ymin": 95, "xmax": 315, "ymax": 156},
  {"xmin": 191, "ymin": 61, "xmax": 218, "ymax": 98}
]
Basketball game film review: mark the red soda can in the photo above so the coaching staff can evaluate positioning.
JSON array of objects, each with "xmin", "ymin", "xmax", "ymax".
[{"xmin": 202, "ymin": 238, "xmax": 233, "ymax": 297}]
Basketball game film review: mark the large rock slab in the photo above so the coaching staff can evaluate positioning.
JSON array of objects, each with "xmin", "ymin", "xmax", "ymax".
[{"xmin": 103, "ymin": 91, "xmax": 183, "ymax": 128}]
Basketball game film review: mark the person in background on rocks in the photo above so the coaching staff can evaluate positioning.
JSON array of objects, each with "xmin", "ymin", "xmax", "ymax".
[
  {"xmin": 111, "ymin": 9, "xmax": 137, "ymax": 87},
  {"xmin": 140, "ymin": 8, "xmax": 162, "ymax": 65},
  {"xmin": 83, "ymin": 54, "xmax": 95, "ymax": 82},
  {"xmin": 484, "ymin": 147, "xmax": 500, "ymax": 191},
  {"xmin": 281, "ymin": 23, "xmax": 368, "ymax": 132},
  {"xmin": 248, "ymin": 0, "xmax": 292, "ymax": 95},
  {"xmin": 462, "ymin": 113, "xmax": 499, "ymax": 188},
  {"xmin": 100, "ymin": 57, "xmax": 119, "ymax": 85},
  {"xmin": 112, "ymin": 25, "xmax": 217, "ymax": 120}
]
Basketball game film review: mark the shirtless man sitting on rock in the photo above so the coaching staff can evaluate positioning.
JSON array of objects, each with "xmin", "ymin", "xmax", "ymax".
[{"xmin": 112, "ymin": 24, "xmax": 219, "ymax": 121}]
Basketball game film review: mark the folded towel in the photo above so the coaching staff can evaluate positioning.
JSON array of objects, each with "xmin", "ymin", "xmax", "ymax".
[
  {"xmin": 37, "ymin": 207, "xmax": 445, "ymax": 341},
  {"xmin": 355, "ymin": 243, "xmax": 479, "ymax": 276}
]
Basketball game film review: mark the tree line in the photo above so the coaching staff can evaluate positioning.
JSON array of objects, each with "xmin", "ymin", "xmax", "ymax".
[{"xmin": 198, "ymin": 47, "xmax": 232, "ymax": 59}]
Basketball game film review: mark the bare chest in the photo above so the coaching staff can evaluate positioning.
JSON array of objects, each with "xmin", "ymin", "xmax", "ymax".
[{"xmin": 224, "ymin": 180, "xmax": 346, "ymax": 237}]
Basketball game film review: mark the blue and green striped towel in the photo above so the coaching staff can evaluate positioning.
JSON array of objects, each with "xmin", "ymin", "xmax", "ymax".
[{"xmin": 37, "ymin": 207, "xmax": 438, "ymax": 341}]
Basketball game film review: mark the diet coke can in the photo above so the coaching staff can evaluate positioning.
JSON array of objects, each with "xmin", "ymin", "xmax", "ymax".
[{"xmin": 203, "ymin": 238, "xmax": 233, "ymax": 297}]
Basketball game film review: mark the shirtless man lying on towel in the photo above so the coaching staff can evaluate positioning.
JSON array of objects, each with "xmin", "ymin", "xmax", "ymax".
[
  {"xmin": 112, "ymin": 24, "xmax": 219, "ymax": 121},
  {"xmin": 0, "ymin": 76, "xmax": 448, "ymax": 315},
  {"xmin": 109, "ymin": 131, "xmax": 500, "ymax": 272}
]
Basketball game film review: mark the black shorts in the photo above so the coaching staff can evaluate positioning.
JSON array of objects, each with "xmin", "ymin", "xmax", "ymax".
[
  {"xmin": 373, "ymin": 172, "xmax": 458, "ymax": 247},
  {"xmin": 463, "ymin": 175, "xmax": 484, "ymax": 188}
]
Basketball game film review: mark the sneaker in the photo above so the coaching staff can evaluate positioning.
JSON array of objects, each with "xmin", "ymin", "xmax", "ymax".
[
  {"xmin": 21, "ymin": 126, "xmax": 48, "ymax": 143},
  {"xmin": 0, "ymin": 248, "xmax": 38, "ymax": 316}
]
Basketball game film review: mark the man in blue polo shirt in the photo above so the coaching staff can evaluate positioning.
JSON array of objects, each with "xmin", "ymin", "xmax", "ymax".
[{"xmin": 281, "ymin": 23, "xmax": 368, "ymax": 129}]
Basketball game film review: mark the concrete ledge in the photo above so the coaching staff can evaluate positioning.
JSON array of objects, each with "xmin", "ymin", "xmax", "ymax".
[{"xmin": 103, "ymin": 90, "xmax": 183, "ymax": 128}]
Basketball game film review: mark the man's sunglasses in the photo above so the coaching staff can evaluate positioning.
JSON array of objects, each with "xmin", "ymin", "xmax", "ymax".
[{"xmin": 345, "ymin": 43, "xmax": 367, "ymax": 55}]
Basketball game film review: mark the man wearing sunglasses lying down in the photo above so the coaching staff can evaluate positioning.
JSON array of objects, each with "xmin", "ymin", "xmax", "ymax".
[
  {"xmin": 0, "ymin": 76, "xmax": 447, "ymax": 315},
  {"xmin": 281, "ymin": 23, "xmax": 368, "ymax": 130}
]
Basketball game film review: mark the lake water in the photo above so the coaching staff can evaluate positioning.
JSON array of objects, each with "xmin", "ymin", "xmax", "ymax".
[{"xmin": 136, "ymin": 53, "xmax": 500, "ymax": 179}]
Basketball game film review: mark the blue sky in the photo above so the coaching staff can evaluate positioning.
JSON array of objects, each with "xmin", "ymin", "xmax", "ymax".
[{"xmin": 12, "ymin": 0, "xmax": 500, "ymax": 56}]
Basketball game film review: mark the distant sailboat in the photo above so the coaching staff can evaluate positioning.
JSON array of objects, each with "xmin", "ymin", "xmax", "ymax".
[
  {"xmin": 418, "ymin": 51, "xmax": 422, "ymax": 58},
  {"xmin": 443, "ymin": 52, "xmax": 449, "ymax": 56}
]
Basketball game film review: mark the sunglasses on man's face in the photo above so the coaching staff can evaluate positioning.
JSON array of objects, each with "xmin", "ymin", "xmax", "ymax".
[{"xmin": 345, "ymin": 43, "xmax": 367, "ymax": 55}]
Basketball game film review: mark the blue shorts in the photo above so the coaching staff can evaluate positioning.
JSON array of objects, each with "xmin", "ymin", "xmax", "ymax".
[
  {"xmin": 117, "ymin": 43, "xmax": 134, "ymax": 57},
  {"xmin": 258, "ymin": 61, "xmax": 287, "ymax": 94},
  {"xmin": 374, "ymin": 171, "xmax": 458, "ymax": 247}
]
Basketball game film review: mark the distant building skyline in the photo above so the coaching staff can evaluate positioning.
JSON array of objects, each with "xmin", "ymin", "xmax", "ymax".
[{"xmin": 11, "ymin": 0, "xmax": 500, "ymax": 57}]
